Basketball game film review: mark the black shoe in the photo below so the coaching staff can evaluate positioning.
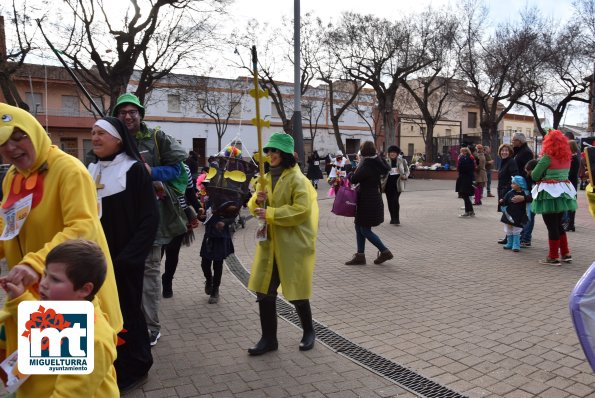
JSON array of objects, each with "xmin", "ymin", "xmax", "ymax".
[
  {"xmin": 208, "ymin": 287, "xmax": 219, "ymax": 304},
  {"xmin": 204, "ymin": 280, "xmax": 212, "ymax": 295},
  {"xmin": 248, "ymin": 337, "xmax": 278, "ymax": 356},
  {"xmin": 498, "ymin": 237, "xmax": 507, "ymax": 244},
  {"xmin": 119, "ymin": 373, "xmax": 149, "ymax": 395},
  {"xmin": 162, "ymin": 275, "xmax": 173, "ymax": 298}
]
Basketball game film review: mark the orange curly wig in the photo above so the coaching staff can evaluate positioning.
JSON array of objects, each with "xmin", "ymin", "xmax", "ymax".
[{"xmin": 541, "ymin": 129, "xmax": 571, "ymax": 161}]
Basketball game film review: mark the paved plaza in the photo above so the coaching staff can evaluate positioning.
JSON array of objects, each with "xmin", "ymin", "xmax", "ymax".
[
  {"xmin": 131, "ymin": 178, "xmax": 595, "ymax": 398},
  {"xmin": 4, "ymin": 178, "xmax": 595, "ymax": 397}
]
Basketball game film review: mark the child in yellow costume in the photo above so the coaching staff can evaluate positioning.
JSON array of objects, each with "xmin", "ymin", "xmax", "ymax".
[{"xmin": 0, "ymin": 240, "xmax": 118, "ymax": 397}]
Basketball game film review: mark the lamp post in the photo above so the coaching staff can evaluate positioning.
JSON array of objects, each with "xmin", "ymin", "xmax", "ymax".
[{"xmin": 292, "ymin": 0, "xmax": 305, "ymax": 165}]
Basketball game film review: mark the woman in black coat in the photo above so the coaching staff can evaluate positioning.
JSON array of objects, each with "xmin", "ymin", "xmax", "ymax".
[
  {"xmin": 306, "ymin": 150, "xmax": 324, "ymax": 189},
  {"xmin": 496, "ymin": 143, "xmax": 519, "ymax": 245},
  {"xmin": 497, "ymin": 144, "xmax": 519, "ymax": 209},
  {"xmin": 455, "ymin": 147, "xmax": 476, "ymax": 217},
  {"xmin": 344, "ymin": 141, "xmax": 393, "ymax": 266}
]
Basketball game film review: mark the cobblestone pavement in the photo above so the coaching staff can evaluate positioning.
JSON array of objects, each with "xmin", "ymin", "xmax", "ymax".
[{"xmin": 5, "ymin": 179, "xmax": 595, "ymax": 397}]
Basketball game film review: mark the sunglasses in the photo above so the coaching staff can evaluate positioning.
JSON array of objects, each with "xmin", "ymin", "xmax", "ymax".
[
  {"xmin": 264, "ymin": 148, "xmax": 280, "ymax": 154},
  {"xmin": 117, "ymin": 109, "xmax": 140, "ymax": 118},
  {"xmin": 0, "ymin": 131, "xmax": 29, "ymax": 147}
]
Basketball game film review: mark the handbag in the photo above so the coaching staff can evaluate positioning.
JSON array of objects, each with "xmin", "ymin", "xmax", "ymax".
[{"xmin": 331, "ymin": 179, "xmax": 358, "ymax": 217}]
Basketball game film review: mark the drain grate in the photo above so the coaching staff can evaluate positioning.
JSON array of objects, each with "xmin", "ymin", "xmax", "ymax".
[{"xmin": 226, "ymin": 254, "xmax": 467, "ymax": 398}]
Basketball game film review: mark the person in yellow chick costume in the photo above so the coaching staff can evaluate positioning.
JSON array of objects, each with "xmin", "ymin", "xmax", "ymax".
[
  {"xmin": 0, "ymin": 103, "xmax": 122, "ymax": 360},
  {"xmin": 247, "ymin": 132, "xmax": 319, "ymax": 355}
]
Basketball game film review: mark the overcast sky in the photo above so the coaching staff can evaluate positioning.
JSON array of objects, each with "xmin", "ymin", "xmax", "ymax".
[
  {"xmin": 225, "ymin": 0, "xmax": 586, "ymax": 125},
  {"xmin": 18, "ymin": 0, "xmax": 587, "ymax": 124}
]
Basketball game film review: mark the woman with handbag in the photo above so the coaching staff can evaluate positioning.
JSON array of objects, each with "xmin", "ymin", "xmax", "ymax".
[
  {"xmin": 384, "ymin": 145, "xmax": 409, "ymax": 225},
  {"xmin": 345, "ymin": 141, "xmax": 393, "ymax": 265}
]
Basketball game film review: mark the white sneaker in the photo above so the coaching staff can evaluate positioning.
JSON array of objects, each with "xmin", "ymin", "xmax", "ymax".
[{"xmin": 149, "ymin": 330, "xmax": 161, "ymax": 346}]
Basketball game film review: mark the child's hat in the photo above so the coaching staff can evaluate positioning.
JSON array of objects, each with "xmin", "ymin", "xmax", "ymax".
[{"xmin": 511, "ymin": 175, "xmax": 527, "ymax": 190}]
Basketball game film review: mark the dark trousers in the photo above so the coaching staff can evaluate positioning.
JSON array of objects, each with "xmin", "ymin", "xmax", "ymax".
[
  {"xmin": 542, "ymin": 212, "xmax": 565, "ymax": 240},
  {"xmin": 462, "ymin": 195, "xmax": 473, "ymax": 213},
  {"xmin": 114, "ymin": 260, "xmax": 153, "ymax": 385},
  {"xmin": 385, "ymin": 187, "xmax": 401, "ymax": 223},
  {"xmin": 201, "ymin": 257, "xmax": 223, "ymax": 288},
  {"xmin": 162, "ymin": 233, "xmax": 185, "ymax": 284}
]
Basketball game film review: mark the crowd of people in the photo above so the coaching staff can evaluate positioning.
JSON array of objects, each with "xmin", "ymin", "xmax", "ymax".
[
  {"xmin": 0, "ymin": 95, "xmax": 589, "ymax": 396},
  {"xmin": 455, "ymin": 130, "xmax": 582, "ymax": 266}
]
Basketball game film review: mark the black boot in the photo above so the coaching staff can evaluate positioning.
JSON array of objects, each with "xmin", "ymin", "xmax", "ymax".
[
  {"xmin": 162, "ymin": 275, "xmax": 173, "ymax": 298},
  {"xmin": 497, "ymin": 236, "xmax": 507, "ymax": 245},
  {"xmin": 294, "ymin": 300, "xmax": 315, "ymax": 351},
  {"xmin": 204, "ymin": 278, "xmax": 212, "ymax": 296},
  {"xmin": 248, "ymin": 298, "xmax": 278, "ymax": 356}
]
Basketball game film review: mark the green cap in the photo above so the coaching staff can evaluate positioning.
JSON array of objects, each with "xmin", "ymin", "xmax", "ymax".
[
  {"xmin": 112, "ymin": 93, "xmax": 145, "ymax": 118},
  {"xmin": 263, "ymin": 132, "xmax": 294, "ymax": 155}
]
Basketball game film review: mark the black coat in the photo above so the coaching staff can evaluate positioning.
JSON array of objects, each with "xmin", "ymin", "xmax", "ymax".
[
  {"xmin": 500, "ymin": 189, "xmax": 528, "ymax": 227},
  {"xmin": 455, "ymin": 154, "xmax": 475, "ymax": 196},
  {"xmin": 513, "ymin": 143, "xmax": 534, "ymax": 178},
  {"xmin": 200, "ymin": 215, "xmax": 235, "ymax": 261},
  {"xmin": 569, "ymin": 153, "xmax": 580, "ymax": 188},
  {"xmin": 350, "ymin": 157, "xmax": 389, "ymax": 227},
  {"xmin": 498, "ymin": 157, "xmax": 518, "ymax": 199},
  {"xmin": 306, "ymin": 154, "xmax": 324, "ymax": 180}
]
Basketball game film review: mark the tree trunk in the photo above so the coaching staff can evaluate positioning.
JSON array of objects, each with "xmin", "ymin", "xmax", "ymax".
[
  {"xmin": 378, "ymin": 93, "xmax": 397, "ymax": 147},
  {"xmin": 330, "ymin": 117, "xmax": 345, "ymax": 153},
  {"xmin": 425, "ymin": 124, "xmax": 435, "ymax": 163}
]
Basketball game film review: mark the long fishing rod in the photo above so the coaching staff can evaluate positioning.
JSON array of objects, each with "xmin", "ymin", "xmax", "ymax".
[{"xmin": 35, "ymin": 19, "xmax": 104, "ymax": 117}]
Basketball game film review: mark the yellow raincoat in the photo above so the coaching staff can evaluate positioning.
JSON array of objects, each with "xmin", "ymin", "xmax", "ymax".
[
  {"xmin": 247, "ymin": 164, "xmax": 318, "ymax": 300},
  {"xmin": 0, "ymin": 104, "xmax": 122, "ymax": 356}
]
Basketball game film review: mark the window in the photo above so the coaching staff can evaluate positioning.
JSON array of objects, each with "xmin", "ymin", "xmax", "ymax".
[
  {"xmin": 467, "ymin": 112, "xmax": 477, "ymax": 129},
  {"xmin": 197, "ymin": 98, "xmax": 206, "ymax": 113},
  {"xmin": 445, "ymin": 128, "xmax": 452, "ymax": 135},
  {"xmin": 168, "ymin": 94, "xmax": 181, "ymax": 113},
  {"xmin": 25, "ymin": 92, "xmax": 43, "ymax": 114},
  {"xmin": 61, "ymin": 95, "xmax": 80, "ymax": 116},
  {"xmin": 90, "ymin": 96, "xmax": 103, "ymax": 113},
  {"xmin": 345, "ymin": 139, "xmax": 359, "ymax": 154},
  {"xmin": 83, "ymin": 139, "xmax": 94, "ymax": 164},
  {"xmin": 271, "ymin": 103, "xmax": 281, "ymax": 119},
  {"xmin": 60, "ymin": 137, "xmax": 78, "ymax": 158},
  {"xmin": 407, "ymin": 143, "xmax": 414, "ymax": 157},
  {"xmin": 420, "ymin": 126, "xmax": 426, "ymax": 135},
  {"xmin": 230, "ymin": 101, "xmax": 241, "ymax": 118},
  {"xmin": 526, "ymin": 128, "xmax": 531, "ymax": 134}
]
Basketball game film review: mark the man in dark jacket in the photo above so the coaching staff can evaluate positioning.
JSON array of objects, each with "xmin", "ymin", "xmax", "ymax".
[{"xmin": 512, "ymin": 132, "xmax": 534, "ymax": 178}]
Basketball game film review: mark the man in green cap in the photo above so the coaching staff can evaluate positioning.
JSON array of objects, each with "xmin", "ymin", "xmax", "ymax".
[
  {"xmin": 246, "ymin": 132, "xmax": 319, "ymax": 355},
  {"xmin": 113, "ymin": 93, "xmax": 187, "ymax": 346}
]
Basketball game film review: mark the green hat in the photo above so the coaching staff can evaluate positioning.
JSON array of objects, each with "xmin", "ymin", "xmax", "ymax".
[
  {"xmin": 112, "ymin": 93, "xmax": 145, "ymax": 118},
  {"xmin": 263, "ymin": 132, "xmax": 294, "ymax": 155}
]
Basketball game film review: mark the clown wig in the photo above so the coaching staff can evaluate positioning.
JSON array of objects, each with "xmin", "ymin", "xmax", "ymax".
[{"xmin": 541, "ymin": 129, "xmax": 571, "ymax": 162}]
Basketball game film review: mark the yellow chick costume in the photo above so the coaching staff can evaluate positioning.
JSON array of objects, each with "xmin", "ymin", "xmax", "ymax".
[{"xmin": 0, "ymin": 104, "xmax": 122, "ymax": 357}]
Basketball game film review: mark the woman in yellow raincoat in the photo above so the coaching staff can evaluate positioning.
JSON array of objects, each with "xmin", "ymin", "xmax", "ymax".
[
  {"xmin": 0, "ymin": 104, "xmax": 122, "ymax": 361},
  {"xmin": 247, "ymin": 132, "xmax": 319, "ymax": 355}
]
